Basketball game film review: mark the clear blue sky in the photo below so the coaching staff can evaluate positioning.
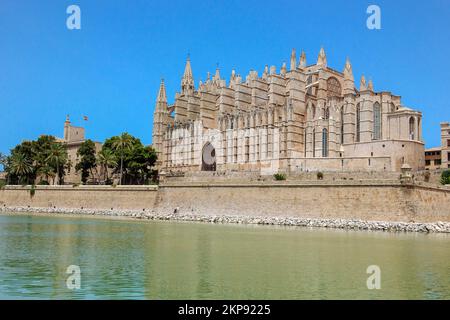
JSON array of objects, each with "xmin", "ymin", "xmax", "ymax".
[{"xmin": 1, "ymin": 0, "xmax": 449, "ymax": 164}]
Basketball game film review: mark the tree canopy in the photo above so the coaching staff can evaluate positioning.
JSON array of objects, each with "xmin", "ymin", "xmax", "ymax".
[
  {"xmin": 5, "ymin": 136, "xmax": 69, "ymax": 185},
  {"xmin": 75, "ymin": 139, "xmax": 97, "ymax": 184},
  {"xmin": 102, "ymin": 133, "xmax": 157, "ymax": 185}
]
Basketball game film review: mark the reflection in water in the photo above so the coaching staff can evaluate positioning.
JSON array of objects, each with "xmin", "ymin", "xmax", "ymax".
[{"xmin": 0, "ymin": 214, "xmax": 449, "ymax": 299}]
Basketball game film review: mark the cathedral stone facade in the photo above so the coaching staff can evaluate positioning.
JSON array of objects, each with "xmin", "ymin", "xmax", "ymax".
[{"xmin": 152, "ymin": 48, "xmax": 425, "ymax": 175}]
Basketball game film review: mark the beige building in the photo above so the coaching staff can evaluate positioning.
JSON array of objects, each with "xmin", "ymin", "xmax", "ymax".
[
  {"xmin": 58, "ymin": 116, "xmax": 102, "ymax": 184},
  {"xmin": 152, "ymin": 48, "xmax": 425, "ymax": 175},
  {"xmin": 425, "ymin": 122, "xmax": 450, "ymax": 170}
]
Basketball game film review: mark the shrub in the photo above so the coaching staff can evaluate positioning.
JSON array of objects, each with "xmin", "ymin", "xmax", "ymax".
[
  {"xmin": 273, "ymin": 173, "xmax": 287, "ymax": 181},
  {"xmin": 423, "ymin": 171, "xmax": 431, "ymax": 183},
  {"xmin": 38, "ymin": 180, "xmax": 49, "ymax": 185},
  {"xmin": 317, "ymin": 172, "xmax": 324, "ymax": 180},
  {"xmin": 30, "ymin": 184, "xmax": 36, "ymax": 198},
  {"xmin": 440, "ymin": 170, "xmax": 450, "ymax": 185},
  {"xmin": 0, "ymin": 180, "xmax": 6, "ymax": 189}
]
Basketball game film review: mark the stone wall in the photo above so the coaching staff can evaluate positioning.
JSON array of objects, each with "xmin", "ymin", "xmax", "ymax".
[
  {"xmin": 0, "ymin": 185, "xmax": 158, "ymax": 210},
  {"xmin": 0, "ymin": 182, "xmax": 449, "ymax": 223}
]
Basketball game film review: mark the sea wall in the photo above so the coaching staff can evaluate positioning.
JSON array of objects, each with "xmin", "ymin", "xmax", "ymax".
[
  {"xmin": 0, "ymin": 182, "xmax": 449, "ymax": 223},
  {"xmin": 0, "ymin": 185, "xmax": 158, "ymax": 210}
]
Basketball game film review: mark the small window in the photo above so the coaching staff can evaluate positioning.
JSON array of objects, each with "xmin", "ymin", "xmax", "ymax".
[
  {"xmin": 425, "ymin": 160, "xmax": 431, "ymax": 166},
  {"xmin": 322, "ymin": 129, "xmax": 329, "ymax": 157},
  {"xmin": 373, "ymin": 102, "xmax": 381, "ymax": 140},
  {"xmin": 356, "ymin": 103, "xmax": 361, "ymax": 142}
]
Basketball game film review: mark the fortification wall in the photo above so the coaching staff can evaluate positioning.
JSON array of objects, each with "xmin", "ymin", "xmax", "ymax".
[
  {"xmin": 0, "ymin": 182, "xmax": 449, "ymax": 223},
  {"xmin": 0, "ymin": 185, "xmax": 158, "ymax": 210}
]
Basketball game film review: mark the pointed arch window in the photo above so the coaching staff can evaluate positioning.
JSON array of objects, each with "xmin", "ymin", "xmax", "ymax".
[
  {"xmin": 322, "ymin": 129, "xmax": 329, "ymax": 157},
  {"xmin": 312, "ymin": 128, "xmax": 316, "ymax": 158},
  {"xmin": 327, "ymin": 77, "xmax": 342, "ymax": 98},
  {"xmin": 340, "ymin": 107, "xmax": 345, "ymax": 144},
  {"xmin": 307, "ymin": 75, "xmax": 313, "ymax": 96},
  {"xmin": 324, "ymin": 106, "xmax": 330, "ymax": 120},
  {"xmin": 356, "ymin": 103, "xmax": 361, "ymax": 142},
  {"xmin": 373, "ymin": 102, "xmax": 381, "ymax": 140},
  {"xmin": 409, "ymin": 117, "xmax": 415, "ymax": 140}
]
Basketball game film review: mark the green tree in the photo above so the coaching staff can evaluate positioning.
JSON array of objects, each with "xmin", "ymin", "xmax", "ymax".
[
  {"xmin": 37, "ymin": 164, "xmax": 56, "ymax": 185},
  {"xmin": 9, "ymin": 153, "xmax": 33, "ymax": 184},
  {"xmin": 5, "ymin": 136, "xmax": 69, "ymax": 185},
  {"xmin": 8, "ymin": 141, "xmax": 35, "ymax": 184},
  {"xmin": 0, "ymin": 152, "xmax": 7, "ymax": 172},
  {"xmin": 441, "ymin": 170, "xmax": 450, "ymax": 185},
  {"xmin": 75, "ymin": 139, "xmax": 97, "ymax": 184},
  {"xmin": 110, "ymin": 133, "xmax": 133, "ymax": 185},
  {"xmin": 102, "ymin": 133, "xmax": 157, "ymax": 185},
  {"xmin": 126, "ymin": 145, "xmax": 157, "ymax": 184},
  {"xmin": 45, "ymin": 142, "xmax": 68, "ymax": 185},
  {"xmin": 97, "ymin": 148, "xmax": 117, "ymax": 183}
]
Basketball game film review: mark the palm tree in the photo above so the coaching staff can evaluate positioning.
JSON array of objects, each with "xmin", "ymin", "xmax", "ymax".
[
  {"xmin": 97, "ymin": 149, "xmax": 117, "ymax": 183},
  {"xmin": 45, "ymin": 143, "xmax": 68, "ymax": 185},
  {"xmin": 111, "ymin": 133, "xmax": 133, "ymax": 185},
  {"xmin": 9, "ymin": 153, "xmax": 33, "ymax": 184},
  {"xmin": 37, "ymin": 165, "xmax": 56, "ymax": 184}
]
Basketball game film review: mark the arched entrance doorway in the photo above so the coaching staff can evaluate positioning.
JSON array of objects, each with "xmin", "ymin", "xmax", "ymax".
[{"xmin": 202, "ymin": 142, "xmax": 216, "ymax": 171}]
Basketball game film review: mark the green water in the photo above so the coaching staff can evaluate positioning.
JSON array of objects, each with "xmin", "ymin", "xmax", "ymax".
[{"xmin": 0, "ymin": 214, "xmax": 449, "ymax": 299}]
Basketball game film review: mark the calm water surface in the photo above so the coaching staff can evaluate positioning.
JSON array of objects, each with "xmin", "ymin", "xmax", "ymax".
[{"xmin": 0, "ymin": 213, "xmax": 449, "ymax": 299}]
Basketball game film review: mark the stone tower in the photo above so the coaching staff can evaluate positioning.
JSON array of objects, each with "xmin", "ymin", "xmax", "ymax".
[{"xmin": 152, "ymin": 79, "xmax": 168, "ymax": 167}]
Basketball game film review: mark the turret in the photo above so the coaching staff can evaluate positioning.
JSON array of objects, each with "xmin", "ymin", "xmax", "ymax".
[
  {"xmin": 64, "ymin": 115, "xmax": 70, "ymax": 141},
  {"xmin": 290, "ymin": 48, "xmax": 296, "ymax": 71},
  {"xmin": 181, "ymin": 56, "xmax": 194, "ymax": 95},
  {"xmin": 317, "ymin": 47, "xmax": 327, "ymax": 67},
  {"xmin": 152, "ymin": 79, "xmax": 168, "ymax": 165},
  {"xmin": 360, "ymin": 75, "xmax": 367, "ymax": 91},
  {"xmin": 367, "ymin": 79, "xmax": 374, "ymax": 91},
  {"xmin": 299, "ymin": 50, "xmax": 306, "ymax": 68},
  {"xmin": 343, "ymin": 57, "xmax": 355, "ymax": 95}
]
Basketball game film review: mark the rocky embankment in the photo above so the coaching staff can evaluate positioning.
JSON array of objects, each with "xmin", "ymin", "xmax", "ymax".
[{"xmin": 1, "ymin": 206, "xmax": 449, "ymax": 233}]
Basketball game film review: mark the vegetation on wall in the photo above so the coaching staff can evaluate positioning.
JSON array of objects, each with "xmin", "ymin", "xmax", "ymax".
[
  {"xmin": 274, "ymin": 173, "xmax": 287, "ymax": 181},
  {"xmin": 441, "ymin": 170, "xmax": 450, "ymax": 185}
]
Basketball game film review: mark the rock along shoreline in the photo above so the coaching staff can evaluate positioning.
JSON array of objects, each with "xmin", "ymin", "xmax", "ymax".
[{"xmin": 1, "ymin": 206, "xmax": 450, "ymax": 234}]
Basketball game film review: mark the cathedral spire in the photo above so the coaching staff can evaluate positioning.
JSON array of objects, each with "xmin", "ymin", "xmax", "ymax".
[
  {"xmin": 360, "ymin": 75, "xmax": 367, "ymax": 91},
  {"xmin": 368, "ymin": 79, "xmax": 374, "ymax": 91},
  {"xmin": 290, "ymin": 48, "xmax": 296, "ymax": 71},
  {"xmin": 343, "ymin": 57, "xmax": 353, "ymax": 79},
  {"xmin": 156, "ymin": 78, "xmax": 167, "ymax": 103},
  {"xmin": 317, "ymin": 47, "xmax": 327, "ymax": 67},
  {"xmin": 281, "ymin": 62, "xmax": 287, "ymax": 76},
  {"xmin": 299, "ymin": 50, "xmax": 306, "ymax": 68},
  {"xmin": 214, "ymin": 66, "xmax": 221, "ymax": 80},
  {"xmin": 343, "ymin": 57, "xmax": 355, "ymax": 95},
  {"xmin": 181, "ymin": 55, "xmax": 194, "ymax": 95}
]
